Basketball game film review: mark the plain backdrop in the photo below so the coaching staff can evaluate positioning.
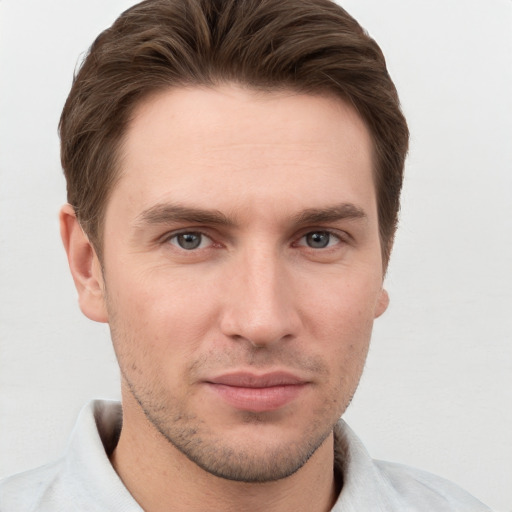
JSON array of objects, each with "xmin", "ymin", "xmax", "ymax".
[{"xmin": 0, "ymin": 1, "xmax": 511, "ymax": 510}]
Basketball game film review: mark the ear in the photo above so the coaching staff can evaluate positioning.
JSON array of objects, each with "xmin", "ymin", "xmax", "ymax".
[
  {"xmin": 59, "ymin": 204, "xmax": 108, "ymax": 323},
  {"xmin": 374, "ymin": 288, "xmax": 389, "ymax": 319}
]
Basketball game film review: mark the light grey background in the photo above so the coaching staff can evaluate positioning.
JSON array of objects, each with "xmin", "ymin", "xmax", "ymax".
[{"xmin": 1, "ymin": 1, "xmax": 511, "ymax": 510}]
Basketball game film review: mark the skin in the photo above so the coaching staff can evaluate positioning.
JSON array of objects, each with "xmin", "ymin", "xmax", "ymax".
[{"xmin": 61, "ymin": 85, "xmax": 389, "ymax": 512}]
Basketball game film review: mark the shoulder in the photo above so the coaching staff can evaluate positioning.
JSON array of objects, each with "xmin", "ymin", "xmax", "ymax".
[
  {"xmin": 374, "ymin": 460, "xmax": 493, "ymax": 511},
  {"xmin": 0, "ymin": 460, "xmax": 63, "ymax": 512},
  {"xmin": 0, "ymin": 400, "xmax": 127, "ymax": 512},
  {"xmin": 333, "ymin": 420, "xmax": 492, "ymax": 511}
]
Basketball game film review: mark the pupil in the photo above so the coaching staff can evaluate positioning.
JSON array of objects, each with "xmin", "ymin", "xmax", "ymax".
[
  {"xmin": 307, "ymin": 232, "xmax": 329, "ymax": 248},
  {"xmin": 178, "ymin": 233, "xmax": 201, "ymax": 250}
]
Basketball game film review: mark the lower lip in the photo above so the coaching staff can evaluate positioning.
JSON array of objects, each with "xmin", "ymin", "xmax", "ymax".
[{"xmin": 206, "ymin": 383, "xmax": 307, "ymax": 413}]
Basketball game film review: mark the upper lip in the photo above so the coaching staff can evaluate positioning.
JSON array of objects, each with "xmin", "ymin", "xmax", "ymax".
[{"xmin": 206, "ymin": 371, "xmax": 307, "ymax": 388}]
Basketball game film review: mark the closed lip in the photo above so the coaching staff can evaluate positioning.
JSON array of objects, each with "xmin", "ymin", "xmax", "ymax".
[
  {"xmin": 205, "ymin": 371, "xmax": 308, "ymax": 388},
  {"xmin": 204, "ymin": 371, "xmax": 309, "ymax": 412}
]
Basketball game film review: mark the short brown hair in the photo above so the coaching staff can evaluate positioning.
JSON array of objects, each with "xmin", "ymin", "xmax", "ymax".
[{"xmin": 60, "ymin": 0, "xmax": 408, "ymax": 263}]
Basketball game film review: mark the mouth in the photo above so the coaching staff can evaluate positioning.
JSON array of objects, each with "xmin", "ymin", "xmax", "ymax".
[{"xmin": 204, "ymin": 372, "xmax": 309, "ymax": 413}]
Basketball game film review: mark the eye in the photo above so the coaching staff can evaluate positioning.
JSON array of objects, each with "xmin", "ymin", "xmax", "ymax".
[
  {"xmin": 169, "ymin": 232, "xmax": 212, "ymax": 250},
  {"xmin": 298, "ymin": 231, "xmax": 341, "ymax": 249}
]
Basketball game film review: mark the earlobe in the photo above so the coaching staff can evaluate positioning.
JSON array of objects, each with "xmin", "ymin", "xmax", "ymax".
[
  {"xmin": 59, "ymin": 204, "xmax": 108, "ymax": 323},
  {"xmin": 374, "ymin": 288, "xmax": 389, "ymax": 318}
]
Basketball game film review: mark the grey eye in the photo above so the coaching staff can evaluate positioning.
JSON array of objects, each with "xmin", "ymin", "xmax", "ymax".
[
  {"xmin": 174, "ymin": 232, "xmax": 204, "ymax": 250},
  {"xmin": 305, "ymin": 231, "xmax": 333, "ymax": 249}
]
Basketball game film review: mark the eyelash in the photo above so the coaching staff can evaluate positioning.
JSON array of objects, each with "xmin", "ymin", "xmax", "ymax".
[
  {"xmin": 163, "ymin": 228, "xmax": 348, "ymax": 252},
  {"xmin": 165, "ymin": 230, "xmax": 216, "ymax": 251},
  {"xmin": 294, "ymin": 230, "xmax": 344, "ymax": 250}
]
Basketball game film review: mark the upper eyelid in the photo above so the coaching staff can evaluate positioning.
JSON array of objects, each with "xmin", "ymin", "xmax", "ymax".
[
  {"xmin": 173, "ymin": 230, "xmax": 211, "ymax": 245},
  {"xmin": 295, "ymin": 230, "xmax": 344, "ymax": 245},
  {"xmin": 160, "ymin": 227, "xmax": 214, "ymax": 242},
  {"xmin": 157, "ymin": 227, "xmax": 351, "ymax": 247},
  {"xmin": 294, "ymin": 227, "xmax": 351, "ymax": 242}
]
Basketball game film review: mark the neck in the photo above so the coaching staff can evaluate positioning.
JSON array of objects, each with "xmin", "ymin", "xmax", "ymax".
[{"xmin": 110, "ymin": 396, "xmax": 339, "ymax": 512}]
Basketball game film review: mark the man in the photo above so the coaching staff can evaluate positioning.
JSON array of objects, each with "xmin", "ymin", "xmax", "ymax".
[{"xmin": 0, "ymin": 0, "xmax": 493, "ymax": 510}]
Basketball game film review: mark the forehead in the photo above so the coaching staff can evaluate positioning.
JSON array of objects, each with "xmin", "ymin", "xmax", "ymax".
[{"xmin": 111, "ymin": 85, "xmax": 376, "ymax": 222}]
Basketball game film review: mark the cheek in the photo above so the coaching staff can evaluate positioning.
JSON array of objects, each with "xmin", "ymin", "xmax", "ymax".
[
  {"xmin": 105, "ymin": 269, "xmax": 220, "ymax": 363},
  {"xmin": 304, "ymin": 270, "xmax": 380, "ymax": 338},
  {"xmin": 302, "ymin": 273, "xmax": 379, "ymax": 372}
]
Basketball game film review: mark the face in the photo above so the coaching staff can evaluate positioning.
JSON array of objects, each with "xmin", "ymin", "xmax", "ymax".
[{"xmin": 79, "ymin": 85, "xmax": 388, "ymax": 482}]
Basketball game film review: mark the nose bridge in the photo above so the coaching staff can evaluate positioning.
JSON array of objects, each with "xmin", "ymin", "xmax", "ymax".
[{"xmin": 220, "ymin": 242, "xmax": 299, "ymax": 346}]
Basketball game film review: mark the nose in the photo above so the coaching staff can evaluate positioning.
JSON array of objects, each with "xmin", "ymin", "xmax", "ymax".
[{"xmin": 219, "ymin": 248, "xmax": 301, "ymax": 348}]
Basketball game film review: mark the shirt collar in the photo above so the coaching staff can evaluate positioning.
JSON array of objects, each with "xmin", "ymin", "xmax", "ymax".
[{"xmin": 66, "ymin": 400, "xmax": 400, "ymax": 511}]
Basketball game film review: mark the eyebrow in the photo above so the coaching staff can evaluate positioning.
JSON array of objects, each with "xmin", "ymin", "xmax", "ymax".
[
  {"xmin": 293, "ymin": 204, "xmax": 367, "ymax": 225},
  {"xmin": 134, "ymin": 202, "xmax": 367, "ymax": 228},
  {"xmin": 135, "ymin": 204, "xmax": 234, "ymax": 227}
]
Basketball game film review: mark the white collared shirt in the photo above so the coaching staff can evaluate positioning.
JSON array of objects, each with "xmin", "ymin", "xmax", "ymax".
[{"xmin": 0, "ymin": 400, "xmax": 492, "ymax": 511}]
